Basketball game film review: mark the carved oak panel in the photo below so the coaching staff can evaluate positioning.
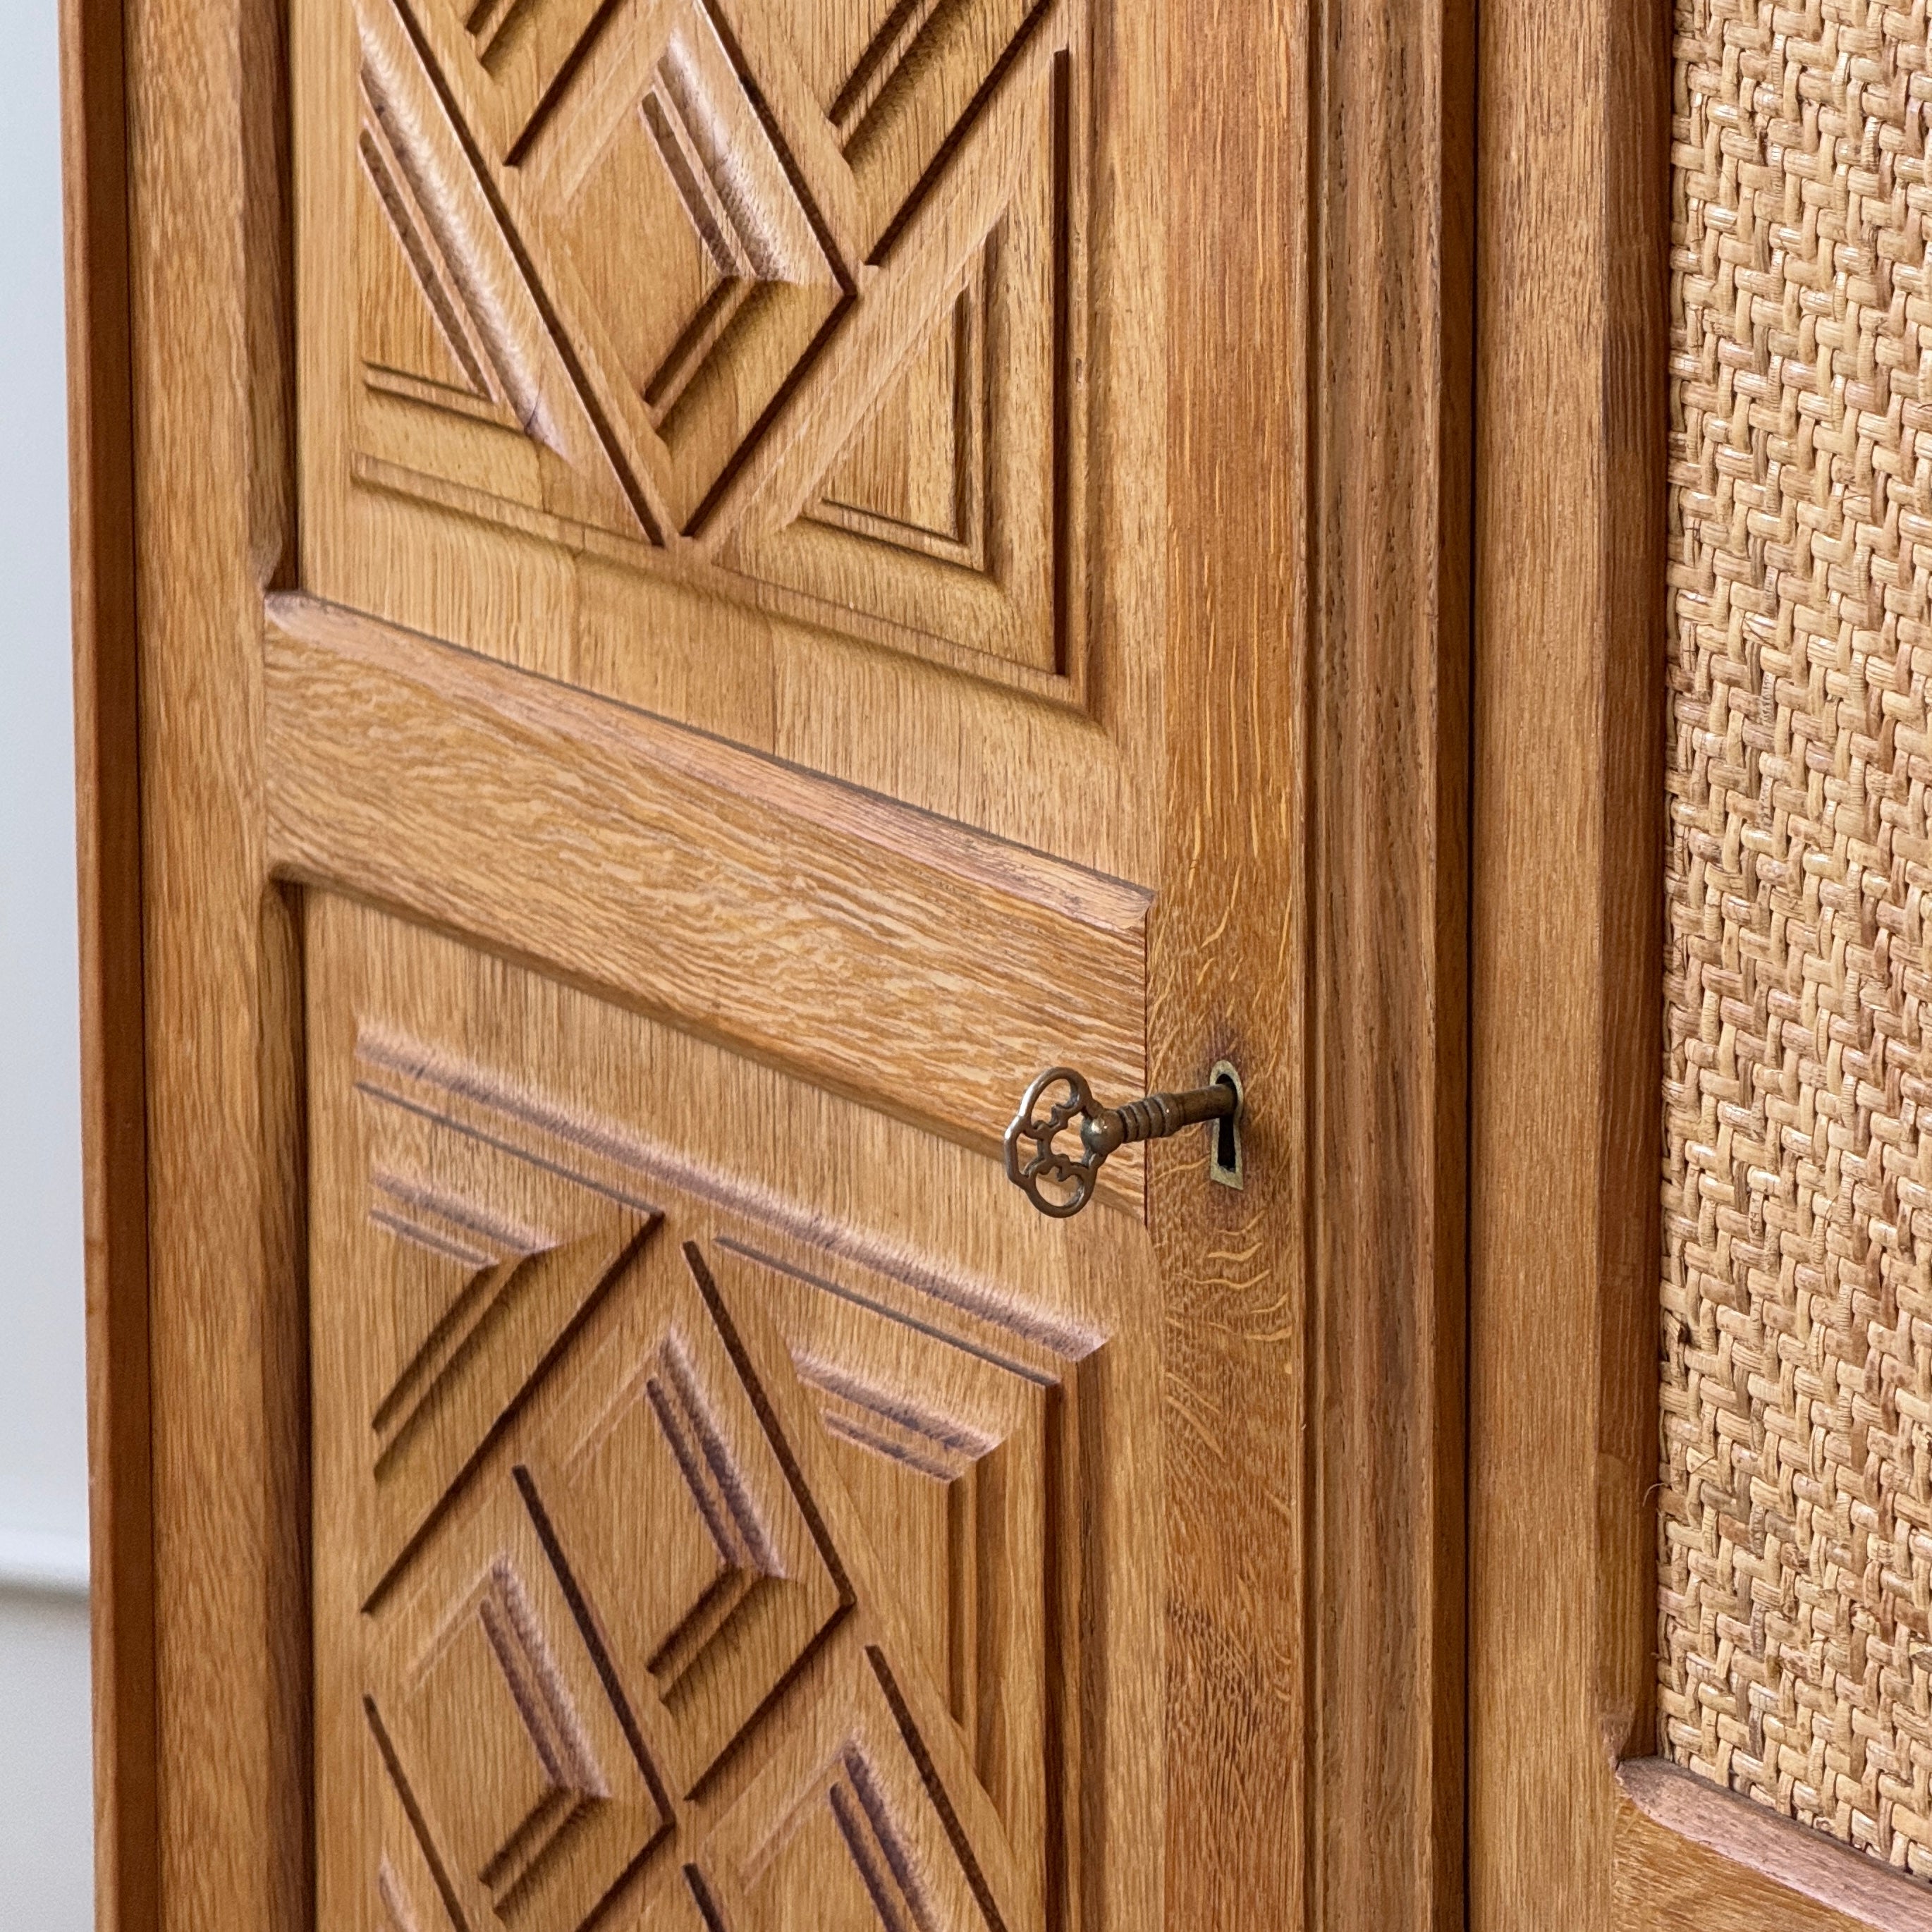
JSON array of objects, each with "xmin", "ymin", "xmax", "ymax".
[
  {"xmin": 309, "ymin": 896, "xmax": 1122, "ymax": 1932},
  {"xmin": 298, "ymin": 0, "xmax": 1163, "ymax": 884},
  {"xmin": 341, "ymin": 0, "xmax": 1085, "ymax": 680}
]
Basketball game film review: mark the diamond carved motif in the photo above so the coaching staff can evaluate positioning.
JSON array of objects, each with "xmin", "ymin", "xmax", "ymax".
[
  {"xmin": 550, "ymin": 2, "xmax": 845, "ymax": 475},
  {"xmin": 403, "ymin": 1558, "xmax": 610, "ymax": 1901},
  {"xmin": 699, "ymin": 1648, "xmax": 1010, "ymax": 1932},
  {"xmin": 460, "ymin": 0, "xmax": 612, "ymax": 145},
  {"xmin": 351, "ymin": 0, "xmax": 1082, "ymax": 615},
  {"xmin": 714, "ymin": 1236, "xmax": 1070, "ymax": 1844},
  {"xmin": 367, "ymin": 1171, "xmax": 554, "ymax": 1449},
  {"xmin": 518, "ymin": 1239, "xmax": 850, "ymax": 1797},
  {"xmin": 324, "ymin": 1016, "xmax": 1094, "ymax": 1932},
  {"xmin": 357, "ymin": 106, "xmax": 503, "ymax": 414},
  {"xmin": 368, "ymin": 1489, "xmax": 676, "ymax": 1932},
  {"xmin": 349, "ymin": 1056, "xmax": 659, "ymax": 1591}
]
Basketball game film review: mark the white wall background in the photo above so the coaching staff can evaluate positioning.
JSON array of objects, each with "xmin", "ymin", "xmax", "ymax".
[{"xmin": 0, "ymin": 0, "xmax": 97, "ymax": 1925}]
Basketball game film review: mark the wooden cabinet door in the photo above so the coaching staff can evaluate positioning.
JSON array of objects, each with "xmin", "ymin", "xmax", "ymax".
[
  {"xmin": 1475, "ymin": 2, "xmax": 1932, "ymax": 1930},
  {"xmin": 66, "ymin": 0, "xmax": 1472, "ymax": 1927},
  {"xmin": 292, "ymin": 5, "xmax": 1190, "ymax": 1924}
]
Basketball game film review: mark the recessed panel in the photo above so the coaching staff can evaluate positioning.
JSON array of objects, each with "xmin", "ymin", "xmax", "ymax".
[
  {"xmin": 308, "ymin": 893, "xmax": 1158, "ymax": 1932},
  {"xmin": 1662, "ymin": 0, "xmax": 1932, "ymax": 1883},
  {"xmin": 296, "ymin": 0, "xmax": 1161, "ymax": 880}
]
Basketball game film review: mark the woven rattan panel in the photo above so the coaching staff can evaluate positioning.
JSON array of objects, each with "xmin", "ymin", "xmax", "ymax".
[{"xmin": 1663, "ymin": 0, "xmax": 1932, "ymax": 1875}]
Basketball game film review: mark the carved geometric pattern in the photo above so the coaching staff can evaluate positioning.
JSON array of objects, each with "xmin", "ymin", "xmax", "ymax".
[
  {"xmin": 316, "ymin": 1017, "xmax": 1095, "ymax": 1932},
  {"xmin": 803, "ymin": 266, "xmax": 988, "ymax": 573},
  {"xmin": 697, "ymin": 1646, "xmax": 1009, "ymax": 1931},
  {"xmin": 365, "ymin": 1486, "xmax": 676, "ymax": 1931},
  {"xmin": 371, "ymin": 1711, "xmax": 457, "ymax": 1932},
  {"xmin": 1661, "ymin": 0, "xmax": 1932, "ymax": 1881},
  {"xmin": 719, "ymin": 66, "xmax": 1072, "ymax": 673},
  {"xmin": 346, "ymin": 0, "xmax": 1084, "ymax": 673},
  {"xmin": 355, "ymin": 0, "xmax": 652, "ymax": 534},
  {"xmin": 348, "ymin": 1034, "xmax": 660, "ymax": 1588},
  {"xmin": 357, "ymin": 112, "xmax": 499, "ymax": 412},
  {"xmin": 367, "ymin": 1170, "xmax": 553, "ymax": 1449},
  {"xmin": 518, "ymin": 1241, "xmax": 849, "ymax": 1799},
  {"xmin": 396, "ymin": 1558, "xmax": 615, "ymax": 1903},
  {"xmin": 630, "ymin": 17, "xmax": 839, "ymax": 428},
  {"xmin": 719, "ymin": 1237, "xmax": 1063, "ymax": 1835}
]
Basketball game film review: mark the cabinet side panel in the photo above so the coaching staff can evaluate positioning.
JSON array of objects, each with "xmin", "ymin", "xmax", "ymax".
[{"xmin": 1660, "ymin": 0, "xmax": 1932, "ymax": 1885}]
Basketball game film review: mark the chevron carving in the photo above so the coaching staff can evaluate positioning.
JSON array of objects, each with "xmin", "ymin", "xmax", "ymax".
[
  {"xmin": 313, "ymin": 1003, "xmax": 1099, "ymax": 1932},
  {"xmin": 341, "ymin": 0, "xmax": 1085, "ymax": 675}
]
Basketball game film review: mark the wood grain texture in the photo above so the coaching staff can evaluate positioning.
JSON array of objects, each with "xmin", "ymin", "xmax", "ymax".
[
  {"xmin": 263, "ymin": 592, "xmax": 1151, "ymax": 1175},
  {"xmin": 1157, "ymin": 1, "xmax": 1310, "ymax": 1926},
  {"xmin": 121, "ymin": 3, "xmax": 311, "ymax": 1931},
  {"xmin": 298, "ymin": 0, "xmax": 1156, "ymax": 885},
  {"xmin": 60, "ymin": 3, "xmax": 155, "ymax": 1928},
  {"xmin": 1618, "ymin": 1761, "xmax": 1932, "ymax": 1932},
  {"xmin": 1311, "ymin": 0, "xmax": 1472, "ymax": 1925},
  {"xmin": 75, "ymin": 0, "xmax": 1477, "ymax": 1919},
  {"xmin": 308, "ymin": 892, "xmax": 1160, "ymax": 1932},
  {"xmin": 1465, "ymin": 0, "xmax": 1687, "ymax": 1926}
]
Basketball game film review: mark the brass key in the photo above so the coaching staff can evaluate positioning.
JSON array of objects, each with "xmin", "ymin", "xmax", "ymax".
[{"xmin": 1003, "ymin": 1064, "xmax": 1242, "ymax": 1218}]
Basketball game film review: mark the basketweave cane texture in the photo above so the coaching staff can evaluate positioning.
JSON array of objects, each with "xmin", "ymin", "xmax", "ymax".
[{"xmin": 1662, "ymin": 0, "xmax": 1932, "ymax": 1877}]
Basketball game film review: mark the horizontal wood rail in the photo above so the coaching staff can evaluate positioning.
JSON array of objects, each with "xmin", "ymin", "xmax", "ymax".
[
  {"xmin": 264, "ymin": 594, "xmax": 1151, "ymax": 1182},
  {"xmin": 1615, "ymin": 1761, "xmax": 1932, "ymax": 1932}
]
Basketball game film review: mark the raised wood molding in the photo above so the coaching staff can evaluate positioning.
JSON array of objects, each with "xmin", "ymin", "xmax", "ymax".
[
  {"xmin": 1469, "ymin": 0, "xmax": 1670, "ymax": 1924},
  {"xmin": 1309, "ymin": 0, "xmax": 1472, "ymax": 1923},
  {"xmin": 1617, "ymin": 1761, "xmax": 1932, "ymax": 1932},
  {"xmin": 121, "ymin": 0, "xmax": 310, "ymax": 1928},
  {"xmin": 73, "ymin": 1, "xmax": 1477, "ymax": 1928},
  {"xmin": 264, "ymin": 592, "xmax": 1151, "ymax": 1174}
]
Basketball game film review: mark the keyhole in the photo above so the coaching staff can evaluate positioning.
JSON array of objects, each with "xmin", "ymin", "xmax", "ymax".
[{"xmin": 1210, "ymin": 1061, "xmax": 1243, "ymax": 1190}]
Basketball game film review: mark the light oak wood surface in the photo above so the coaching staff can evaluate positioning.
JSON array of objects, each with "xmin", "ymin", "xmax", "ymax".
[
  {"xmin": 1156, "ymin": 3, "xmax": 1309, "ymax": 1921},
  {"xmin": 291, "ymin": 4, "xmax": 1182, "ymax": 1923},
  {"xmin": 121, "ymin": 0, "xmax": 312, "ymax": 1926},
  {"xmin": 300, "ymin": 0, "xmax": 1156, "ymax": 884},
  {"xmin": 1469, "ymin": 0, "xmax": 1668, "ymax": 1921},
  {"xmin": 1618, "ymin": 1761, "xmax": 1932, "ymax": 1932},
  {"xmin": 264, "ymin": 592, "xmax": 1151, "ymax": 1178},
  {"xmin": 307, "ymin": 892, "xmax": 1158, "ymax": 1932},
  {"xmin": 70, "ymin": 0, "xmax": 1476, "ymax": 1926},
  {"xmin": 1307, "ymin": 0, "xmax": 1473, "ymax": 1922}
]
